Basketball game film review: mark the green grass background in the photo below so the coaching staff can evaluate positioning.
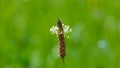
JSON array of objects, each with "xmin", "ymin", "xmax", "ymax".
[{"xmin": 0, "ymin": 0, "xmax": 120, "ymax": 68}]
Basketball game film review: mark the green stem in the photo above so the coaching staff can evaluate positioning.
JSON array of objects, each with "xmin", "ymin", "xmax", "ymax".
[{"xmin": 62, "ymin": 58, "xmax": 65, "ymax": 68}]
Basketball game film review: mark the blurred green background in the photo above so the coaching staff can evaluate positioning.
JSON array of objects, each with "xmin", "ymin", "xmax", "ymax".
[{"xmin": 0, "ymin": 0, "xmax": 120, "ymax": 68}]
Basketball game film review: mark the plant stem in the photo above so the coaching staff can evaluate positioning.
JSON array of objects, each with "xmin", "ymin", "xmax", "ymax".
[{"xmin": 62, "ymin": 58, "xmax": 65, "ymax": 68}]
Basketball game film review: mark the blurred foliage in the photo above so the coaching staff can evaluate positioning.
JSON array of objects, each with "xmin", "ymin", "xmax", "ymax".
[{"xmin": 0, "ymin": 0, "xmax": 120, "ymax": 68}]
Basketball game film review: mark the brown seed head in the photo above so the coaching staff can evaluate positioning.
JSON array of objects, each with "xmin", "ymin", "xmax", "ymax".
[{"xmin": 56, "ymin": 19, "xmax": 66, "ymax": 59}]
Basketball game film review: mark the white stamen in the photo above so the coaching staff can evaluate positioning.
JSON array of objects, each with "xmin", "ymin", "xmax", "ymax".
[{"xmin": 50, "ymin": 24, "xmax": 72, "ymax": 34}]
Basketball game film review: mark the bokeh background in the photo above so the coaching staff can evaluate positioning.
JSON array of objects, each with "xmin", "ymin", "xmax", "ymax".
[{"xmin": 0, "ymin": 0, "xmax": 120, "ymax": 68}]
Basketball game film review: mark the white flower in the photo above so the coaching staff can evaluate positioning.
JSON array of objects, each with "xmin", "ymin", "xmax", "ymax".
[
  {"xmin": 50, "ymin": 26, "xmax": 58, "ymax": 34},
  {"xmin": 50, "ymin": 24, "xmax": 72, "ymax": 34},
  {"xmin": 62, "ymin": 24, "xmax": 72, "ymax": 33}
]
